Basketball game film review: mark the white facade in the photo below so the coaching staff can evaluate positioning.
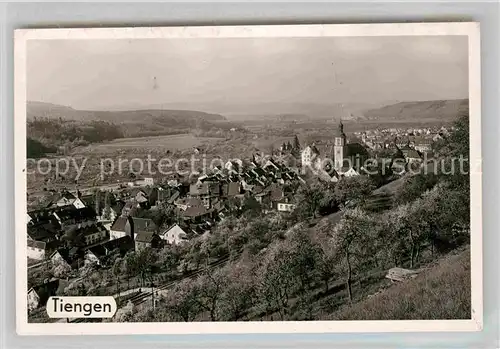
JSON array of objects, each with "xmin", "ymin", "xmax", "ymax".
[
  {"xmin": 301, "ymin": 146, "xmax": 318, "ymax": 167},
  {"xmin": 56, "ymin": 197, "xmax": 86, "ymax": 209},
  {"xmin": 27, "ymin": 289, "xmax": 40, "ymax": 312},
  {"xmin": 342, "ymin": 167, "xmax": 360, "ymax": 177},
  {"xmin": 160, "ymin": 224, "xmax": 188, "ymax": 245},
  {"xmin": 27, "ymin": 242, "xmax": 45, "ymax": 261},
  {"xmin": 277, "ymin": 203, "xmax": 296, "ymax": 212},
  {"xmin": 110, "ymin": 229, "xmax": 127, "ymax": 241}
]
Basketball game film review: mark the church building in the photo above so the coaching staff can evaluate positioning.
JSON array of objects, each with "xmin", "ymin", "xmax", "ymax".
[{"xmin": 331, "ymin": 120, "xmax": 369, "ymax": 174}]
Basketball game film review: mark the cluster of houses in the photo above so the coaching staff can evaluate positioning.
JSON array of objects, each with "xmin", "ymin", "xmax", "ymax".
[
  {"xmin": 27, "ymin": 120, "xmax": 440, "ymax": 313},
  {"xmin": 354, "ymin": 126, "xmax": 449, "ymax": 154}
]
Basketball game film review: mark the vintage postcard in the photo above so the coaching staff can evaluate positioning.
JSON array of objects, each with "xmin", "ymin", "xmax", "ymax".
[{"xmin": 14, "ymin": 23, "xmax": 482, "ymax": 335}]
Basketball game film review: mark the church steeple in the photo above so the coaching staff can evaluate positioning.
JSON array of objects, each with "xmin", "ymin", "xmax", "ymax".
[
  {"xmin": 334, "ymin": 119, "xmax": 346, "ymax": 144},
  {"xmin": 333, "ymin": 118, "xmax": 347, "ymax": 171}
]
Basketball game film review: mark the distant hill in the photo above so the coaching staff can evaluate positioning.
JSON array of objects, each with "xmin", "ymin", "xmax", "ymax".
[
  {"xmin": 26, "ymin": 101, "xmax": 227, "ymax": 124},
  {"xmin": 26, "ymin": 102, "xmax": 238, "ymax": 148},
  {"xmin": 93, "ymin": 101, "xmax": 390, "ymax": 121},
  {"xmin": 362, "ymin": 99, "xmax": 469, "ymax": 122}
]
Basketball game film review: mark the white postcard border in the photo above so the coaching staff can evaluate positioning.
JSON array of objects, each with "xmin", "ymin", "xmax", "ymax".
[{"xmin": 14, "ymin": 22, "xmax": 482, "ymax": 335}]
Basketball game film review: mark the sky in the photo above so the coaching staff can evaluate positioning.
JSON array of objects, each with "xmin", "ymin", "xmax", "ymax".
[{"xmin": 27, "ymin": 35, "xmax": 469, "ymax": 110}]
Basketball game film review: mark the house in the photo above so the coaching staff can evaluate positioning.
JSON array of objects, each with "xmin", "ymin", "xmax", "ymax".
[
  {"xmin": 276, "ymin": 195, "xmax": 296, "ymax": 212},
  {"xmin": 221, "ymin": 182, "xmax": 241, "ymax": 198},
  {"xmin": 27, "ymin": 209, "xmax": 58, "ymax": 227},
  {"xmin": 301, "ymin": 145, "xmax": 321, "ymax": 167},
  {"xmin": 55, "ymin": 191, "xmax": 86, "ymax": 209},
  {"xmin": 84, "ymin": 245, "xmax": 107, "ymax": 266},
  {"xmin": 189, "ymin": 182, "xmax": 220, "ymax": 208},
  {"xmin": 129, "ymin": 177, "xmax": 155, "ymax": 187},
  {"xmin": 101, "ymin": 235, "xmax": 134, "ymax": 255},
  {"xmin": 181, "ymin": 205, "xmax": 213, "ymax": 224},
  {"xmin": 174, "ymin": 197, "xmax": 204, "ymax": 211},
  {"xmin": 159, "ymin": 224, "xmax": 188, "ymax": 245},
  {"xmin": 27, "ymin": 239, "xmax": 46, "ymax": 261},
  {"xmin": 85, "ymin": 235, "xmax": 135, "ymax": 266},
  {"xmin": 109, "ymin": 215, "xmax": 134, "ymax": 240},
  {"xmin": 132, "ymin": 217, "xmax": 157, "ymax": 239},
  {"xmin": 135, "ymin": 232, "xmax": 162, "ymax": 251},
  {"xmin": 78, "ymin": 223, "xmax": 109, "ymax": 247},
  {"xmin": 52, "ymin": 206, "xmax": 97, "ymax": 230},
  {"xmin": 225, "ymin": 159, "xmax": 243, "ymax": 172},
  {"xmin": 413, "ymin": 138, "xmax": 433, "ymax": 153},
  {"xmin": 263, "ymin": 158, "xmax": 281, "ymax": 171},
  {"xmin": 50, "ymin": 247, "xmax": 85, "ymax": 270},
  {"xmin": 27, "ymin": 219, "xmax": 61, "ymax": 242},
  {"xmin": 121, "ymin": 200, "xmax": 138, "ymax": 217},
  {"xmin": 342, "ymin": 167, "xmax": 360, "ymax": 177},
  {"xmin": 27, "ymin": 279, "xmax": 65, "ymax": 312},
  {"xmin": 254, "ymin": 186, "xmax": 271, "ymax": 206}
]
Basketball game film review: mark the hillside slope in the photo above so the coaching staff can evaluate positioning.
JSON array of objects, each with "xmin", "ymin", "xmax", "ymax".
[
  {"xmin": 27, "ymin": 101, "xmax": 227, "ymax": 124},
  {"xmin": 328, "ymin": 246, "xmax": 471, "ymax": 320},
  {"xmin": 362, "ymin": 99, "xmax": 469, "ymax": 122}
]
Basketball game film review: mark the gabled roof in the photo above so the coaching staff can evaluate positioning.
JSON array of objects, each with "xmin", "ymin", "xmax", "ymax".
[
  {"xmin": 345, "ymin": 143, "xmax": 369, "ymax": 157},
  {"xmin": 161, "ymin": 224, "xmax": 188, "ymax": 238},
  {"xmin": 27, "ymin": 221, "xmax": 60, "ymax": 241},
  {"xmin": 303, "ymin": 145, "xmax": 320, "ymax": 155},
  {"xmin": 222, "ymin": 182, "xmax": 241, "ymax": 197},
  {"xmin": 87, "ymin": 245, "xmax": 107, "ymax": 259},
  {"xmin": 51, "ymin": 247, "xmax": 84, "ymax": 265},
  {"xmin": 190, "ymin": 183, "xmax": 208, "ymax": 196},
  {"xmin": 100, "ymin": 235, "xmax": 134, "ymax": 253},
  {"xmin": 132, "ymin": 217, "xmax": 157, "ymax": 233},
  {"xmin": 406, "ymin": 149, "xmax": 422, "ymax": 159},
  {"xmin": 29, "ymin": 279, "xmax": 61, "ymax": 305},
  {"xmin": 135, "ymin": 231, "xmax": 158, "ymax": 243},
  {"xmin": 77, "ymin": 223, "xmax": 107, "ymax": 237},
  {"xmin": 182, "ymin": 205, "xmax": 210, "ymax": 218},
  {"xmin": 27, "ymin": 239, "xmax": 46, "ymax": 250},
  {"xmin": 53, "ymin": 206, "xmax": 96, "ymax": 222},
  {"xmin": 110, "ymin": 216, "xmax": 130, "ymax": 232},
  {"xmin": 58, "ymin": 191, "xmax": 77, "ymax": 201}
]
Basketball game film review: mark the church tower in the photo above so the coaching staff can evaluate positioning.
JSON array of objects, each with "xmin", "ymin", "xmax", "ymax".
[{"xmin": 333, "ymin": 120, "xmax": 347, "ymax": 170}]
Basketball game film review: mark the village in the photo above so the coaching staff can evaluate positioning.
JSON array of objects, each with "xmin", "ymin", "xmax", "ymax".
[{"xmin": 26, "ymin": 120, "xmax": 447, "ymax": 319}]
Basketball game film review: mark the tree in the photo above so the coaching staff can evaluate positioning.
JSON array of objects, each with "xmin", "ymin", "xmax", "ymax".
[
  {"xmin": 93, "ymin": 189, "xmax": 102, "ymax": 217},
  {"xmin": 331, "ymin": 208, "xmax": 374, "ymax": 303},
  {"xmin": 294, "ymin": 183, "xmax": 325, "ymax": 219},
  {"xmin": 61, "ymin": 226, "xmax": 85, "ymax": 248},
  {"xmin": 218, "ymin": 262, "xmax": 256, "ymax": 321},
  {"xmin": 133, "ymin": 248, "xmax": 158, "ymax": 287},
  {"xmin": 256, "ymin": 243, "xmax": 295, "ymax": 320},
  {"xmin": 394, "ymin": 173, "xmax": 438, "ymax": 205},
  {"xmin": 316, "ymin": 236, "xmax": 337, "ymax": 293},
  {"xmin": 112, "ymin": 257, "xmax": 122, "ymax": 296},
  {"xmin": 52, "ymin": 263, "xmax": 71, "ymax": 279},
  {"xmin": 164, "ymin": 278, "xmax": 201, "ymax": 322},
  {"xmin": 241, "ymin": 194, "xmax": 261, "ymax": 218},
  {"xmin": 292, "ymin": 135, "xmax": 301, "ymax": 157},
  {"xmin": 285, "ymin": 229, "xmax": 320, "ymax": 295},
  {"xmin": 334, "ymin": 176, "xmax": 375, "ymax": 208},
  {"xmin": 102, "ymin": 191, "xmax": 112, "ymax": 220},
  {"xmin": 157, "ymin": 245, "xmax": 181, "ymax": 277},
  {"xmin": 196, "ymin": 269, "xmax": 228, "ymax": 321},
  {"xmin": 113, "ymin": 301, "xmax": 135, "ymax": 322}
]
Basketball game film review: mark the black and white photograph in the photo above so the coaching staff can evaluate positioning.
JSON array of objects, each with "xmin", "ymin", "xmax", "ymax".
[{"xmin": 15, "ymin": 23, "xmax": 482, "ymax": 334}]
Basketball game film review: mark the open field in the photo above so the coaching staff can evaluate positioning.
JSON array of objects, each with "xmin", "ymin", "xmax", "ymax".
[{"xmin": 75, "ymin": 134, "xmax": 225, "ymax": 154}]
